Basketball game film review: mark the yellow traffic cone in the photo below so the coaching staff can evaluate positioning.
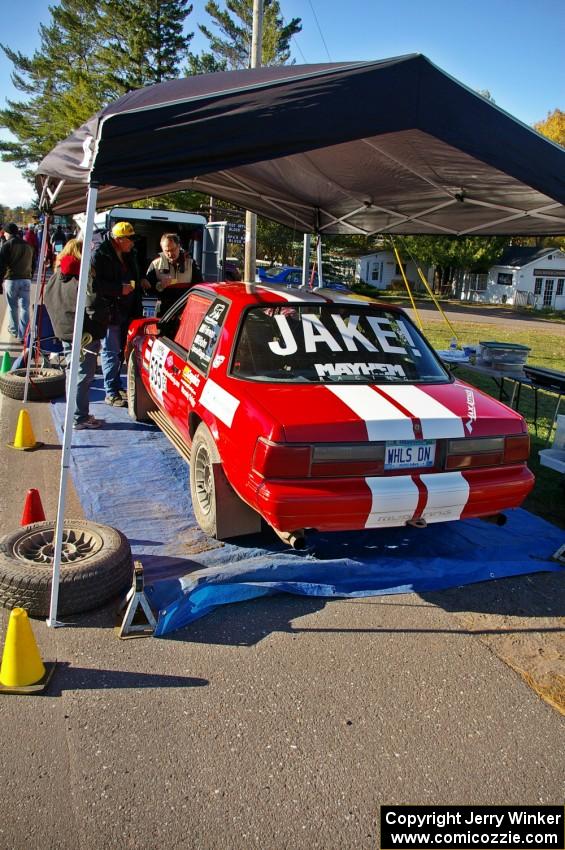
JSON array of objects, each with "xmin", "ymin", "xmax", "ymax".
[
  {"xmin": 8, "ymin": 409, "xmax": 43, "ymax": 451},
  {"xmin": 0, "ymin": 608, "xmax": 55, "ymax": 694}
]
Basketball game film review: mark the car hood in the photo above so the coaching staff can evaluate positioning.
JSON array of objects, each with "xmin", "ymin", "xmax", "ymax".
[{"xmin": 230, "ymin": 378, "xmax": 526, "ymax": 443}]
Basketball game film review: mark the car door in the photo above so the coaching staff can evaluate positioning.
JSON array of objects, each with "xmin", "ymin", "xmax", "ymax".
[{"xmin": 145, "ymin": 292, "xmax": 212, "ymax": 436}]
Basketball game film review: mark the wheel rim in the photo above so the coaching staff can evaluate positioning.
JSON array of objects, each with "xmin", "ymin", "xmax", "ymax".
[
  {"xmin": 194, "ymin": 444, "xmax": 214, "ymax": 515},
  {"xmin": 13, "ymin": 527, "xmax": 105, "ymax": 564}
]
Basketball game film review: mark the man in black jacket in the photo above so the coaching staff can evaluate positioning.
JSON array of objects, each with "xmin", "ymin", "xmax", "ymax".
[
  {"xmin": 0, "ymin": 223, "xmax": 33, "ymax": 340},
  {"xmin": 92, "ymin": 221, "xmax": 143, "ymax": 406}
]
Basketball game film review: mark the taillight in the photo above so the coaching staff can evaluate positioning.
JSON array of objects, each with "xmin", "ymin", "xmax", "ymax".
[
  {"xmin": 252, "ymin": 438, "xmax": 311, "ymax": 478},
  {"xmin": 504, "ymin": 434, "xmax": 530, "ymax": 463},
  {"xmin": 252, "ymin": 440, "xmax": 387, "ymax": 478},
  {"xmin": 446, "ymin": 437, "xmax": 504, "ymax": 470},
  {"xmin": 446, "ymin": 435, "xmax": 529, "ymax": 470},
  {"xmin": 127, "ymin": 319, "xmax": 157, "ymax": 339}
]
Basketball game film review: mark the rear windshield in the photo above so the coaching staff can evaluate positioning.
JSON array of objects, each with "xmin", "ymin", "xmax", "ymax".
[{"xmin": 231, "ymin": 305, "xmax": 449, "ymax": 384}]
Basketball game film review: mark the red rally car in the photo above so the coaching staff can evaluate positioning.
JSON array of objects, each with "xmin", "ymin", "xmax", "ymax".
[{"xmin": 126, "ymin": 283, "xmax": 534, "ymax": 548}]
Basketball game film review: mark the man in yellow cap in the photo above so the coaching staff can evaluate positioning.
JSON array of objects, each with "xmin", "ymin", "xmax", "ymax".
[{"xmin": 92, "ymin": 221, "xmax": 145, "ymax": 406}]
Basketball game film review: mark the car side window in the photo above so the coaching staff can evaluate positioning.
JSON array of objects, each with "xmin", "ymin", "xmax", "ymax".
[
  {"xmin": 173, "ymin": 293, "xmax": 213, "ymax": 350},
  {"xmin": 187, "ymin": 298, "xmax": 228, "ymax": 373}
]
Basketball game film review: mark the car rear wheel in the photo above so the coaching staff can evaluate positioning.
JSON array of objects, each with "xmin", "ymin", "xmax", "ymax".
[
  {"xmin": 189, "ymin": 423, "xmax": 221, "ymax": 537},
  {"xmin": 127, "ymin": 351, "xmax": 155, "ymax": 422}
]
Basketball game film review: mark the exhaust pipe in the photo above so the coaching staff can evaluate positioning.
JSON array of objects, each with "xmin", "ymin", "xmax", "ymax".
[
  {"xmin": 481, "ymin": 513, "xmax": 507, "ymax": 526},
  {"xmin": 406, "ymin": 518, "xmax": 427, "ymax": 529},
  {"xmin": 273, "ymin": 527, "xmax": 307, "ymax": 549}
]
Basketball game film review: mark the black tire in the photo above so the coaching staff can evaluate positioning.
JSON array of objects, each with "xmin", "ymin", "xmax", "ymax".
[
  {"xmin": 127, "ymin": 351, "xmax": 155, "ymax": 422},
  {"xmin": 189, "ymin": 423, "xmax": 221, "ymax": 537},
  {"xmin": 0, "ymin": 367, "xmax": 66, "ymax": 401},
  {"xmin": 0, "ymin": 520, "xmax": 133, "ymax": 618}
]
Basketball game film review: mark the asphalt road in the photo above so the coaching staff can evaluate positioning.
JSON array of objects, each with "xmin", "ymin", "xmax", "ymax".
[
  {"xmin": 403, "ymin": 300, "xmax": 565, "ymax": 334},
  {"xmin": 0, "ymin": 297, "xmax": 563, "ymax": 850}
]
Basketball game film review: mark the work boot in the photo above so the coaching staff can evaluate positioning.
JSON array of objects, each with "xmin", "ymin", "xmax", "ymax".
[{"xmin": 105, "ymin": 394, "xmax": 127, "ymax": 407}]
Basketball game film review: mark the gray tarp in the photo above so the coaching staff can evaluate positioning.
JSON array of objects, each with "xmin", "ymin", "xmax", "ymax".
[{"xmin": 36, "ymin": 54, "xmax": 565, "ymax": 235}]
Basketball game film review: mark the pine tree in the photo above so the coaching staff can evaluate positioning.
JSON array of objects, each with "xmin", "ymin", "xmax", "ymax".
[
  {"xmin": 96, "ymin": 0, "xmax": 195, "ymax": 94},
  {"xmin": 189, "ymin": 0, "xmax": 301, "ymax": 71},
  {"xmin": 0, "ymin": 0, "xmax": 196, "ymax": 178},
  {"xmin": 0, "ymin": 0, "xmax": 103, "ymax": 174}
]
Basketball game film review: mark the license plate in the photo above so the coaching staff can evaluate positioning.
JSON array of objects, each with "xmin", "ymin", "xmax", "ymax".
[{"xmin": 384, "ymin": 440, "xmax": 436, "ymax": 470}]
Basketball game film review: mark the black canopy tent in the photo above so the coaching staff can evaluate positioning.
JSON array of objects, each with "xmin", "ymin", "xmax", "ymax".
[
  {"xmin": 35, "ymin": 54, "xmax": 565, "ymax": 627},
  {"xmin": 36, "ymin": 54, "xmax": 565, "ymax": 235}
]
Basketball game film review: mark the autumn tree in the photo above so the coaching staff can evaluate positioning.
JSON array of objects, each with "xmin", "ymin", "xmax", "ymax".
[
  {"xmin": 514, "ymin": 109, "xmax": 565, "ymax": 250},
  {"xmin": 534, "ymin": 108, "xmax": 565, "ymax": 148}
]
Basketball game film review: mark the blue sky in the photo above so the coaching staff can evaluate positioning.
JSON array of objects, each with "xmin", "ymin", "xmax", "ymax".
[{"xmin": 1, "ymin": 0, "xmax": 563, "ymax": 206}]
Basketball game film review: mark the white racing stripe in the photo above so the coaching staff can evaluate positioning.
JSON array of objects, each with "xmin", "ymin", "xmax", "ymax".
[
  {"xmin": 381, "ymin": 385, "xmax": 465, "ymax": 439},
  {"xmin": 327, "ymin": 385, "xmax": 415, "ymax": 441},
  {"xmin": 200, "ymin": 379, "xmax": 240, "ymax": 427},
  {"xmin": 364, "ymin": 476, "xmax": 420, "ymax": 527},
  {"xmin": 419, "ymin": 471, "xmax": 470, "ymax": 523}
]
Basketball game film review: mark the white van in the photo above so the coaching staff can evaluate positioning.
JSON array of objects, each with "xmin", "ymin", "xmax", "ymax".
[{"xmin": 75, "ymin": 206, "xmax": 233, "ymax": 314}]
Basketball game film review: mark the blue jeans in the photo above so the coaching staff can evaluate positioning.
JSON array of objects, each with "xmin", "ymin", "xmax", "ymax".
[
  {"xmin": 62, "ymin": 339, "xmax": 100, "ymax": 424},
  {"xmin": 4, "ymin": 278, "xmax": 30, "ymax": 340},
  {"xmin": 100, "ymin": 323, "xmax": 124, "ymax": 397}
]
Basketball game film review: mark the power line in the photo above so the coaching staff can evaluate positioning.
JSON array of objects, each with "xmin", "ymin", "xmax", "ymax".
[
  {"xmin": 280, "ymin": 2, "xmax": 308, "ymax": 63},
  {"xmin": 292, "ymin": 35, "xmax": 308, "ymax": 64},
  {"xmin": 307, "ymin": 0, "xmax": 332, "ymax": 62}
]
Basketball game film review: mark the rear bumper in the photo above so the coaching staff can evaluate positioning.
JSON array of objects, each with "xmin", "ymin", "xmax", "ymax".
[{"xmin": 253, "ymin": 465, "xmax": 534, "ymax": 532}]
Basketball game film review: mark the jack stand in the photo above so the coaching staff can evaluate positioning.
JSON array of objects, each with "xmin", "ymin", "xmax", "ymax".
[{"xmin": 118, "ymin": 560, "xmax": 157, "ymax": 638}]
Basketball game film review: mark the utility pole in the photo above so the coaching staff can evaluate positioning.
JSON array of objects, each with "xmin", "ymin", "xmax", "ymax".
[{"xmin": 243, "ymin": 0, "xmax": 263, "ymax": 283}]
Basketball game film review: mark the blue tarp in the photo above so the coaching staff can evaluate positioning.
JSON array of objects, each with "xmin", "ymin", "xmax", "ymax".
[{"xmin": 50, "ymin": 381, "xmax": 564, "ymax": 636}]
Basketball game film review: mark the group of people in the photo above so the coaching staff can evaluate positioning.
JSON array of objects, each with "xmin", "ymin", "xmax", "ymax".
[{"xmin": 40, "ymin": 221, "xmax": 202, "ymax": 430}]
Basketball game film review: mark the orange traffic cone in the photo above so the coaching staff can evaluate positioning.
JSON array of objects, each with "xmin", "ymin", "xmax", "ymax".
[
  {"xmin": 8, "ymin": 409, "xmax": 43, "ymax": 451},
  {"xmin": 21, "ymin": 489, "xmax": 46, "ymax": 525},
  {"xmin": 0, "ymin": 608, "xmax": 55, "ymax": 694}
]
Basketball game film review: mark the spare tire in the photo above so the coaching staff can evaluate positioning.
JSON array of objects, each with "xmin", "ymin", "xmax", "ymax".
[
  {"xmin": 0, "ymin": 520, "xmax": 133, "ymax": 618},
  {"xmin": 0, "ymin": 367, "xmax": 66, "ymax": 401}
]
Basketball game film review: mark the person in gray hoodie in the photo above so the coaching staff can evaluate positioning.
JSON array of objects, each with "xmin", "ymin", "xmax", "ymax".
[{"xmin": 0, "ymin": 222, "xmax": 33, "ymax": 340}]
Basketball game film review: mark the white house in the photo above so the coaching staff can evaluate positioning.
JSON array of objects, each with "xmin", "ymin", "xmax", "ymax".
[
  {"xmin": 457, "ymin": 247, "xmax": 565, "ymax": 309},
  {"xmin": 356, "ymin": 250, "xmax": 429, "ymax": 291}
]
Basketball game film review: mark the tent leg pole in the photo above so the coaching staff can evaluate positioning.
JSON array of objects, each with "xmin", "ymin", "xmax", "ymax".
[
  {"xmin": 315, "ymin": 235, "xmax": 323, "ymax": 288},
  {"xmin": 47, "ymin": 185, "xmax": 98, "ymax": 628},
  {"xmin": 301, "ymin": 234, "xmax": 311, "ymax": 288}
]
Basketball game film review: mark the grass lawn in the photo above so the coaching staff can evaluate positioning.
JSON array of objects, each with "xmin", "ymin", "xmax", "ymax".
[{"xmin": 421, "ymin": 320, "xmax": 565, "ymax": 530}]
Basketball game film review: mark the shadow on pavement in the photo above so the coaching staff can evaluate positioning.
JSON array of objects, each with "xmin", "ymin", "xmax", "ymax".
[
  {"xmin": 43, "ymin": 662, "xmax": 208, "ymax": 696},
  {"xmin": 422, "ymin": 570, "xmax": 565, "ymax": 618}
]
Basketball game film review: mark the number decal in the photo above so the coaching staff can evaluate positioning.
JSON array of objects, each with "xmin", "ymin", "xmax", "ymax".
[{"xmin": 149, "ymin": 339, "xmax": 168, "ymax": 401}]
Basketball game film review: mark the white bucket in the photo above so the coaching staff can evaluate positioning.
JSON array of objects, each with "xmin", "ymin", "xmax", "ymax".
[{"xmin": 552, "ymin": 414, "xmax": 565, "ymax": 451}]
